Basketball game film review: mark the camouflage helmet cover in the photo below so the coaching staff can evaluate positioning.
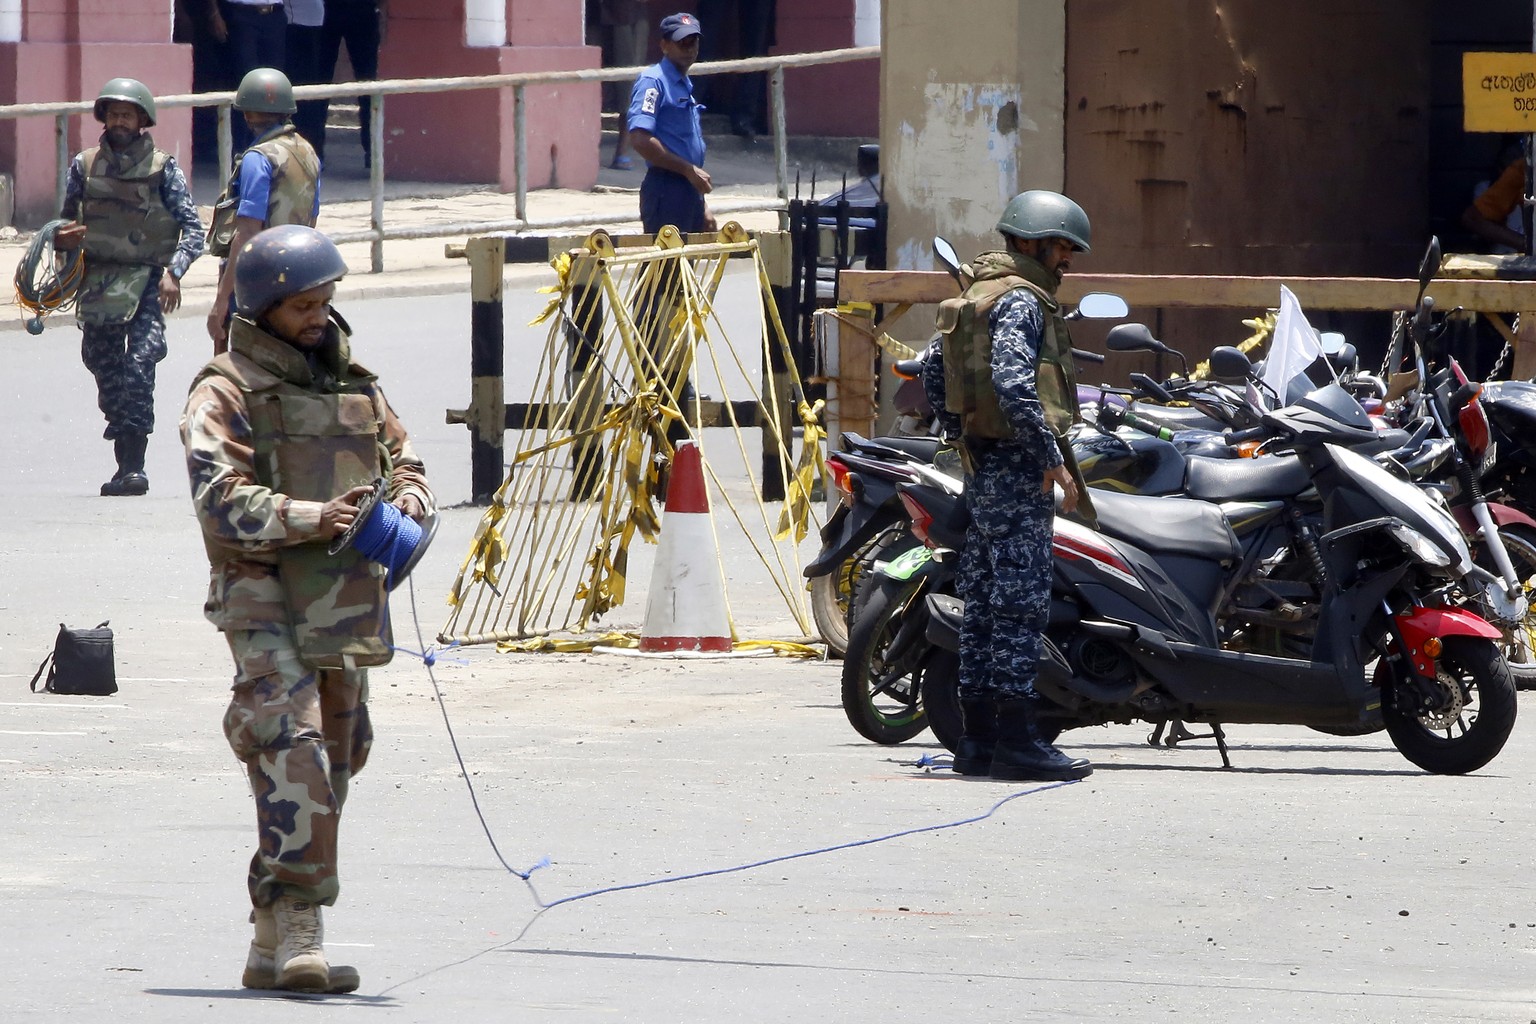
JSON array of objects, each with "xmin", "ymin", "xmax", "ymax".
[
  {"xmin": 94, "ymin": 78, "xmax": 157, "ymax": 127},
  {"xmin": 234, "ymin": 225, "xmax": 348, "ymax": 317},
  {"xmin": 234, "ymin": 67, "xmax": 297, "ymax": 115},
  {"xmin": 996, "ymin": 190, "xmax": 1092, "ymax": 253}
]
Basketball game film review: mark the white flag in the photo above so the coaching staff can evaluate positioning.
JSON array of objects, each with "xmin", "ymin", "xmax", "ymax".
[{"xmin": 1260, "ymin": 285, "xmax": 1323, "ymax": 409}]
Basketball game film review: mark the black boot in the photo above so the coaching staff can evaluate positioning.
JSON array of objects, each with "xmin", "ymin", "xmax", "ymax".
[
  {"xmin": 952, "ymin": 696, "xmax": 998, "ymax": 776},
  {"xmin": 101, "ymin": 434, "xmax": 148, "ymax": 497},
  {"xmin": 991, "ymin": 697, "xmax": 1092, "ymax": 782}
]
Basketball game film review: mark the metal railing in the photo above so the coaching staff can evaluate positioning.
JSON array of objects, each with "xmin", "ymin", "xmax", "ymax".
[{"xmin": 0, "ymin": 45, "xmax": 879, "ymax": 273}]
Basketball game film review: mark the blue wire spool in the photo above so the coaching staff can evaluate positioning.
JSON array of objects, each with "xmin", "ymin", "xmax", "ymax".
[{"xmin": 328, "ymin": 476, "xmax": 438, "ymax": 591}]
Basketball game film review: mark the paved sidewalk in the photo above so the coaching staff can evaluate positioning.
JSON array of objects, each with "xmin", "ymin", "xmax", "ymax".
[{"xmin": 0, "ymin": 128, "xmax": 859, "ymax": 334}]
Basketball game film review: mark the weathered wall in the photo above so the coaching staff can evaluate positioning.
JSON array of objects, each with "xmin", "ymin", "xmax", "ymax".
[
  {"xmin": 0, "ymin": 0, "xmax": 191, "ymax": 226},
  {"xmin": 881, "ymin": 0, "xmax": 1066, "ymax": 278},
  {"xmin": 1066, "ymin": 0, "xmax": 1431, "ymax": 281},
  {"xmin": 776, "ymin": 0, "xmax": 878, "ymax": 137},
  {"xmin": 1062, "ymin": 0, "xmax": 1432, "ymax": 354},
  {"xmin": 384, "ymin": 0, "xmax": 599, "ymax": 192}
]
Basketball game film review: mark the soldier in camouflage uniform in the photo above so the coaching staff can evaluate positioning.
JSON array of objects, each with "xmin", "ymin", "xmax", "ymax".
[
  {"xmin": 206, "ymin": 67, "xmax": 322, "ymax": 354},
  {"xmin": 180, "ymin": 225, "xmax": 433, "ymax": 993},
  {"xmin": 55, "ymin": 78, "xmax": 205, "ymax": 496},
  {"xmin": 924, "ymin": 191, "xmax": 1095, "ymax": 782}
]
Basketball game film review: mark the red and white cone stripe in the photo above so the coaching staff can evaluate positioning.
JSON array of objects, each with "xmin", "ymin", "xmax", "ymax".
[{"xmin": 638, "ymin": 440, "xmax": 734, "ymax": 653}]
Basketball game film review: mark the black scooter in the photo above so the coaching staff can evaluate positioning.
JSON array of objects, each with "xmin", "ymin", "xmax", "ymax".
[{"xmin": 921, "ymin": 382, "xmax": 1517, "ymax": 775}]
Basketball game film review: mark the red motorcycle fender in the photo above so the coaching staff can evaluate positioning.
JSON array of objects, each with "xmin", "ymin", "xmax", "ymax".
[
  {"xmin": 1394, "ymin": 606, "xmax": 1503, "ymax": 677},
  {"xmin": 1451, "ymin": 501, "xmax": 1536, "ymax": 537}
]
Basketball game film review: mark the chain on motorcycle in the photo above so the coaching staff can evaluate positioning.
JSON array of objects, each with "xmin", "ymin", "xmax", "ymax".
[
  {"xmin": 1380, "ymin": 311, "xmax": 1408, "ymax": 378},
  {"xmin": 1487, "ymin": 312, "xmax": 1517, "ymax": 379}
]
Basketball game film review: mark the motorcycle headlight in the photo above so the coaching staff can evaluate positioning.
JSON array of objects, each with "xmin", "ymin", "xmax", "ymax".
[{"xmin": 1386, "ymin": 522, "xmax": 1452, "ymax": 569}]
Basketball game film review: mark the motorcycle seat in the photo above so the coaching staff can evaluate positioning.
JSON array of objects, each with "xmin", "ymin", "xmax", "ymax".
[
  {"xmin": 1088, "ymin": 489, "xmax": 1241, "ymax": 563},
  {"xmin": 1184, "ymin": 453, "xmax": 1311, "ymax": 502},
  {"xmin": 851, "ymin": 434, "xmax": 940, "ymax": 462},
  {"xmin": 1128, "ymin": 402, "xmax": 1225, "ymax": 431}
]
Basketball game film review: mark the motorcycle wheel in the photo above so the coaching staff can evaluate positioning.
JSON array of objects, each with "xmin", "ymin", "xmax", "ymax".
[
  {"xmin": 921, "ymin": 654, "xmax": 1068, "ymax": 755},
  {"xmin": 1380, "ymin": 635, "xmax": 1517, "ymax": 775},
  {"xmin": 919, "ymin": 650, "xmax": 963, "ymax": 754},
  {"xmin": 810, "ymin": 527, "xmax": 920, "ymax": 660},
  {"xmin": 1474, "ymin": 524, "xmax": 1536, "ymax": 690},
  {"xmin": 840, "ymin": 575, "xmax": 930, "ymax": 744}
]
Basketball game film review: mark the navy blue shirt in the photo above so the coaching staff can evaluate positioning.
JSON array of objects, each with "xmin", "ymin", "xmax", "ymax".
[{"xmin": 626, "ymin": 58, "xmax": 706, "ymax": 168}]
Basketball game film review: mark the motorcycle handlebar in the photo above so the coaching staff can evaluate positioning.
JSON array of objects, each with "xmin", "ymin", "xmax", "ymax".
[
  {"xmin": 1225, "ymin": 425, "xmax": 1270, "ymax": 445},
  {"xmin": 1072, "ymin": 347, "xmax": 1106, "ymax": 364},
  {"xmin": 1129, "ymin": 372, "xmax": 1176, "ymax": 404}
]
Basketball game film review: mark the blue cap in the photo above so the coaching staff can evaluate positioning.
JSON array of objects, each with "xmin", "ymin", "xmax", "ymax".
[{"xmin": 659, "ymin": 12, "xmax": 702, "ymax": 40}]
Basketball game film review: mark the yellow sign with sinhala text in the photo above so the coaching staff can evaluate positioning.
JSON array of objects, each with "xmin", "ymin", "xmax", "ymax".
[{"xmin": 1465, "ymin": 51, "xmax": 1536, "ymax": 132}]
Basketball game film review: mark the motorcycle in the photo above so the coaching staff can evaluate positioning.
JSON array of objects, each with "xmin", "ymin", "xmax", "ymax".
[
  {"xmin": 920, "ymin": 378, "xmax": 1517, "ymax": 775},
  {"xmin": 806, "ymin": 434, "xmax": 948, "ymax": 658},
  {"xmin": 837, "ymin": 466, "xmax": 967, "ymax": 743}
]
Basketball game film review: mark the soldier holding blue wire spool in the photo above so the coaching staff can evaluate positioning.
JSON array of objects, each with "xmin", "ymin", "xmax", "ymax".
[{"xmin": 179, "ymin": 224, "xmax": 435, "ymax": 994}]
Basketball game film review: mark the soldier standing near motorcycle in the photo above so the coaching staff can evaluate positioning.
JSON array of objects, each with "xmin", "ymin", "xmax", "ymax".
[{"xmin": 924, "ymin": 190, "xmax": 1096, "ymax": 781}]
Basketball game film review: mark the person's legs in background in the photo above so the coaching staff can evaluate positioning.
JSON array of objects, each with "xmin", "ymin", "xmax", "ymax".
[
  {"xmin": 288, "ymin": 21, "xmax": 328, "ymax": 157},
  {"xmin": 320, "ymin": 1, "xmax": 382, "ymax": 168}
]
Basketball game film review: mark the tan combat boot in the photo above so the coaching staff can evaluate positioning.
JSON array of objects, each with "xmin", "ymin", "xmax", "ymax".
[
  {"xmin": 270, "ymin": 896, "xmax": 333, "ymax": 992},
  {"xmin": 242, "ymin": 907, "xmax": 361, "ymax": 993}
]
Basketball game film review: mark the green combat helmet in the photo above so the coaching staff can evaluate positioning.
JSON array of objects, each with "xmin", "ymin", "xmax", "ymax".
[
  {"xmin": 996, "ymin": 190, "xmax": 1092, "ymax": 253},
  {"xmin": 234, "ymin": 67, "xmax": 297, "ymax": 115},
  {"xmin": 93, "ymin": 78, "xmax": 156, "ymax": 127}
]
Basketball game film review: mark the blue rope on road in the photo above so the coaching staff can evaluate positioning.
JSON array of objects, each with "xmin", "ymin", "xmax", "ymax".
[
  {"xmin": 400, "ymin": 578, "xmax": 1078, "ymax": 909},
  {"xmin": 520, "ymin": 780, "xmax": 1075, "ymax": 912}
]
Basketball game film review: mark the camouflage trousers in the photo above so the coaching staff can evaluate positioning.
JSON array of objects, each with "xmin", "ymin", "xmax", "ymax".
[
  {"xmin": 958, "ymin": 443, "xmax": 1055, "ymax": 700},
  {"xmin": 79, "ymin": 290, "xmax": 167, "ymax": 440},
  {"xmin": 223, "ymin": 622, "xmax": 373, "ymax": 909}
]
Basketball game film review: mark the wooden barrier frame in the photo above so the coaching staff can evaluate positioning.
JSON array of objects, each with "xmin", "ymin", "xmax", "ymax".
[
  {"xmin": 839, "ymin": 261, "xmax": 1536, "ymax": 381},
  {"xmin": 447, "ymin": 229, "xmax": 796, "ymax": 503}
]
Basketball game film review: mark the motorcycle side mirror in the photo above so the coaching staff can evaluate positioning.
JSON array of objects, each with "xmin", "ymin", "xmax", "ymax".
[
  {"xmin": 1320, "ymin": 331, "xmax": 1347, "ymax": 354},
  {"xmin": 933, "ymin": 236, "xmax": 963, "ymax": 282},
  {"xmin": 1416, "ymin": 236, "xmax": 1441, "ymax": 300},
  {"xmin": 1104, "ymin": 322, "xmax": 1165, "ymax": 353},
  {"xmin": 1075, "ymin": 292, "xmax": 1129, "ymax": 321},
  {"xmin": 1208, "ymin": 345, "xmax": 1254, "ymax": 383}
]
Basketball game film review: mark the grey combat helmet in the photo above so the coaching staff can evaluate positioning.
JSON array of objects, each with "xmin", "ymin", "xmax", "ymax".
[
  {"xmin": 997, "ymin": 190, "xmax": 1092, "ymax": 253},
  {"xmin": 234, "ymin": 67, "xmax": 297, "ymax": 115},
  {"xmin": 234, "ymin": 225, "xmax": 348, "ymax": 317},
  {"xmin": 93, "ymin": 78, "xmax": 156, "ymax": 127}
]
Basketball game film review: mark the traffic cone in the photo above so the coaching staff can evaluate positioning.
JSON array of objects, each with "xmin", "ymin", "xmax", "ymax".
[{"xmin": 638, "ymin": 440, "xmax": 734, "ymax": 653}]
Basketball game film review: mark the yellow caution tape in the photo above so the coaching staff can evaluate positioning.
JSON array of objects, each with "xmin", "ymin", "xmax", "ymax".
[
  {"xmin": 1188, "ymin": 311, "xmax": 1276, "ymax": 381},
  {"xmin": 774, "ymin": 398, "xmax": 826, "ymax": 543},
  {"xmin": 447, "ymin": 502, "xmax": 508, "ymax": 607},
  {"xmin": 528, "ymin": 250, "xmax": 574, "ymax": 327},
  {"xmin": 495, "ymin": 632, "xmax": 823, "ymax": 657}
]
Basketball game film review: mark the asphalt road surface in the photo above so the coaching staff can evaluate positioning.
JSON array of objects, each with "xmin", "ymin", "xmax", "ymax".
[{"xmin": 4, "ymin": 289, "xmax": 1536, "ymax": 1022}]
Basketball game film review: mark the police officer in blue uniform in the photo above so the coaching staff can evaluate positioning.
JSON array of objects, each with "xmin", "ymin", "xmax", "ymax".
[{"xmin": 626, "ymin": 11, "xmax": 716, "ymax": 234}]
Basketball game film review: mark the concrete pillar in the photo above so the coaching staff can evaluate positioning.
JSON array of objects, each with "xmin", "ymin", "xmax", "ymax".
[
  {"xmin": 0, "ymin": 0, "xmax": 191, "ymax": 226},
  {"xmin": 879, "ymin": 0, "xmax": 1065, "ymax": 276},
  {"xmin": 383, "ymin": 0, "xmax": 600, "ymax": 193}
]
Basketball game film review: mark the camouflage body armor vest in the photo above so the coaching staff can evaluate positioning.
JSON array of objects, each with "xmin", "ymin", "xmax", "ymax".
[
  {"xmin": 79, "ymin": 136, "xmax": 180, "ymax": 266},
  {"xmin": 207, "ymin": 124, "xmax": 321, "ymax": 256},
  {"xmin": 196, "ymin": 317, "xmax": 393, "ymax": 669},
  {"xmin": 938, "ymin": 250, "xmax": 1080, "ymax": 441},
  {"xmin": 75, "ymin": 134, "xmax": 181, "ymax": 325}
]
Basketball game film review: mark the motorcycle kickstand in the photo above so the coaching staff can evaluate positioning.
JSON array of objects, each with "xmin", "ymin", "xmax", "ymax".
[{"xmin": 1147, "ymin": 719, "xmax": 1234, "ymax": 769}]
